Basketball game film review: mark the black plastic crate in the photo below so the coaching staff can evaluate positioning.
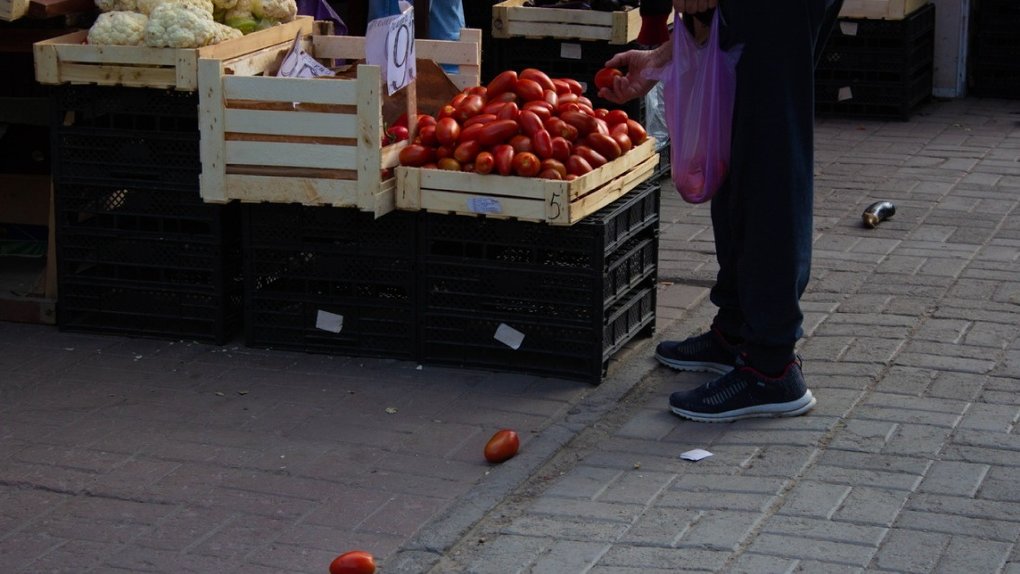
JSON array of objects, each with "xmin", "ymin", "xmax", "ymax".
[
  {"xmin": 489, "ymin": 36, "xmax": 645, "ymax": 123},
  {"xmin": 54, "ymin": 182, "xmax": 243, "ymax": 343},
  {"xmin": 418, "ymin": 182, "xmax": 660, "ymax": 382},
  {"xmin": 419, "ymin": 284, "xmax": 656, "ymax": 383},
  {"xmin": 243, "ymin": 205, "xmax": 418, "ymax": 360},
  {"xmin": 815, "ymin": 68, "xmax": 932, "ymax": 120},
  {"xmin": 51, "ymin": 84, "xmax": 200, "ymax": 190},
  {"xmin": 57, "ymin": 282, "xmax": 242, "ymax": 345}
]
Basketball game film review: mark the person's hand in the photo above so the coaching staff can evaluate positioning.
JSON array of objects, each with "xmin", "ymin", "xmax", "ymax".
[
  {"xmin": 597, "ymin": 47, "xmax": 666, "ymax": 105},
  {"xmin": 672, "ymin": 0, "xmax": 717, "ymax": 12}
]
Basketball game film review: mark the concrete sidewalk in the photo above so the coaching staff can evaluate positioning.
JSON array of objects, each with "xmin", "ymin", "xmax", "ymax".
[{"xmin": 2, "ymin": 95, "xmax": 1020, "ymax": 574}]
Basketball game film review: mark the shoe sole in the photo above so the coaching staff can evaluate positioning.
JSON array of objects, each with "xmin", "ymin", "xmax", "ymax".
[
  {"xmin": 669, "ymin": 391, "xmax": 817, "ymax": 423},
  {"xmin": 654, "ymin": 352, "xmax": 734, "ymax": 375}
]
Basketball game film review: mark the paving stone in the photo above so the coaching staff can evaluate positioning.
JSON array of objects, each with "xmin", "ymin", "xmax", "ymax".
[
  {"xmin": 541, "ymin": 465, "xmax": 623, "ymax": 500},
  {"xmin": 917, "ymin": 461, "xmax": 990, "ymax": 496},
  {"xmin": 597, "ymin": 470, "xmax": 675, "ymax": 506},
  {"xmin": 775, "ymin": 481, "xmax": 852, "ymax": 519},
  {"xmin": 831, "ymin": 486, "xmax": 912, "ymax": 527},
  {"xmin": 618, "ymin": 507, "xmax": 702, "ymax": 546},
  {"xmin": 502, "ymin": 514, "xmax": 629, "ymax": 543},
  {"xmin": 934, "ymin": 536, "xmax": 1013, "ymax": 574},
  {"xmin": 529, "ymin": 540, "xmax": 609, "ymax": 574},
  {"xmin": 727, "ymin": 553, "xmax": 799, "ymax": 574},
  {"xmin": 762, "ymin": 515, "xmax": 887, "ymax": 546},
  {"xmin": 598, "ymin": 544, "xmax": 729, "ymax": 571},
  {"xmin": 746, "ymin": 533, "xmax": 876, "ymax": 567},
  {"xmin": 895, "ymin": 509, "xmax": 1020, "ymax": 543},
  {"xmin": 871, "ymin": 528, "xmax": 949, "ymax": 573}
]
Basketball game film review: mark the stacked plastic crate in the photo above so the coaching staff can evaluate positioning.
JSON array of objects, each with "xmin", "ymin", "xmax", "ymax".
[
  {"xmin": 815, "ymin": 2, "xmax": 935, "ymax": 120},
  {"xmin": 971, "ymin": 0, "xmax": 1020, "ymax": 99},
  {"xmin": 50, "ymin": 85, "xmax": 243, "ymax": 343},
  {"xmin": 417, "ymin": 180, "xmax": 660, "ymax": 383}
]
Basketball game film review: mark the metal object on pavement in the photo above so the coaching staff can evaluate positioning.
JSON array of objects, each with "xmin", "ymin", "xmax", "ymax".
[{"xmin": 862, "ymin": 200, "xmax": 896, "ymax": 228}]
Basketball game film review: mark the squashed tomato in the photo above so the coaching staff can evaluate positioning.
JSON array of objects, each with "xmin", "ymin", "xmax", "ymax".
[
  {"xmin": 329, "ymin": 551, "xmax": 376, "ymax": 574},
  {"xmin": 484, "ymin": 429, "xmax": 520, "ymax": 463}
]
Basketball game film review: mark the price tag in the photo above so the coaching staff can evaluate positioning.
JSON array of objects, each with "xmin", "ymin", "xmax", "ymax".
[
  {"xmin": 494, "ymin": 323, "xmax": 525, "ymax": 350},
  {"xmin": 366, "ymin": 1, "xmax": 416, "ymax": 95},
  {"xmin": 278, "ymin": 30, "xmax": 335, "ymax": 78},
  {"xmin": 837, "ymin": 86, "xmax": 853, "ymax": 101},
  {"xmin": 315, "ymin": 310, "xmax": 344, "ymax": 333}
]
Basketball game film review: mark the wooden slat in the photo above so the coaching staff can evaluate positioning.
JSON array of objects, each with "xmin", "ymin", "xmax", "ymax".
[
  {"xmin": 1, "ymin": 0, "xmax": 30, "ymax": 22},
  {"xmin": 224, "ymin": 108, "xmax": 357, "ymax": 138},
  {"xmin": 55, "ymin": 63, "xmax": 178, "ymax": 88},
  {"xmin": 27, "ymin": 0, "xmax": 94, "ymax": 18},
  {"xmin": 199, "ymin": 57, "xmax": 227, "ymax": 203},
  {"xmin": 225, "ymin": 174, "xmax": 359, "ymax": 206},
  {"xmin": 356, "ymin": 65, "xmax": 383, "ymax": 208},
  {"xmin": 226, "ymin": 140, "xmax": 356, "ymax": 170},
  {"xmin": 223, "ymin": 74, "xmax": 359, "ymax": 106},
  {"xmin": 838, "ymin": 0, "xmax": 927, "ymax": 19}
]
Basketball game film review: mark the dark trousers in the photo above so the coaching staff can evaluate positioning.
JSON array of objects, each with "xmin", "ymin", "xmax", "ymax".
[{"xmin": 709, "ymin": 0, "xmax": 843, "ymax": 372}]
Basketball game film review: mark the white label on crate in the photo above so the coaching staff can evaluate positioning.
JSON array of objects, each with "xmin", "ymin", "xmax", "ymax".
[
  {"xmin": 366, "ymin": 1, "xmax": 416, "ymax": 95},
  {"xmin": 560, "ymin": 42, "xmax": 582, "ymax": 60},
  {"xmin": 840, "ymin": 22, "xmax": 858, "ymax": 36},
  {"xmin": 838, "ymin": 86, "xmax": 853, "ymax": 101},
  {"xmin": 494, "ymin": 323, "xmax": 525, "ymax": 350},
  {"xmin": 315, "ymin": 310, "xmax": 344, "ymax": 333},
  {"xmin": 466, "ymin": 197, "xmax": 503, "ymax": 214},
  {"xmin": 278, "ymin": 30, "xmax": 335, "ymax": 78}
]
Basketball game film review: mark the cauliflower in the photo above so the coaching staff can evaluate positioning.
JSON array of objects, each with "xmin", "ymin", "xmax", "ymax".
[
  {"xmin": 143, "ymin": 2, "xmax": 218, "ymax": 48},
  {"xmin": 223, "ymin": 0, "xmax": 292, "ymax": 33},
  {"xmin": 223, "ymin": 0, "xmax": 258, "ymax": 33},
  {"xmin": 210, "ymin": 21, "xmax": 243, "ymax": 43},
  {"xmin": 136, "ymin": 0, "xmax": 213, "ymax": 15},
  {"xmin": 88, "ymin": 11, "xmax": 148, "ymax": 45},
  {"xmin": 94, "ymin": 0, "xmax": 138, "ymax": 11},
  {"xmin": 250, "ymin": 0, "xmax": 295, "ymax": 22}
]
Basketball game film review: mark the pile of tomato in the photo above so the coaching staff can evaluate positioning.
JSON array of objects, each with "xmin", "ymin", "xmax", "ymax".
[{"xmin": 397, "ymin": 68, "xmax": 648, "ymax": 180}]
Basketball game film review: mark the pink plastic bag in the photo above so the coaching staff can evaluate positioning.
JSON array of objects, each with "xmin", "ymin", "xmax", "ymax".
[{"xmin": 655, "ymin": 10, "xmax": 741, "ymax": 203}]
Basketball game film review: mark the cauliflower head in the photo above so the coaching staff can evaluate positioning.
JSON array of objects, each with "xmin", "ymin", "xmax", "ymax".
[
  {"xmin": 94, "ymin": 0, "xmax": 138, "ymax": 11},
  {"xmin": 88, "ymin": 11, "xmax": 148, "ymax": 45},
  {"xmin": 136, "ymin": 0, "xmax": 213, "ymax": 16},
  {"xmin": 143, "ymin": 2, "xmax": 218, "ymax": 48},
  {"xmin": 250, "ymin": 0, "xmax": 295, "ymax": 22},
  {"xmin": 211, "ymin": 21, "xmax": 243, "ymax": 43}
]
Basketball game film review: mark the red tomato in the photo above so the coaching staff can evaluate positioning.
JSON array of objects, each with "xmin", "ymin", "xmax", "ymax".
[
  {"xmin": 435, "ymin": 117, "xmax": 461, "ymax": 147},
  {"xmin": 557, "ymin": 92, "xmax": 579, "ymax": 106},
  {"xmin": 611, "ymin": 131, "xmax": 633, "ymax": 154},
  {"xmin": 468, "ymin": 85, "xmax": 487, "ymax": 98},
  {"xmin": 509, "ymin": 134, "xmax": 532, "ymax": 154},
  {"xmin": 455, "ymin": 94, "xmax": 485, "ymax": 122},
  {"xmin": 540, "ymin": 158, "xmax": 567, "ymax": 179},
  {"xmin": 438, "ymin": 157, "xmax": 461, "ymax": 171},
  {"xmin": 552, "ymin": 78, "xmax": 572, "ymax": 95},
  {"xmin": 458, "ymin": 123, "xmax": 485, "ymax": 143},
  {"xmin": 463, "ymin": 113, "xmax": 497, "ymax": 128},
  {"xmin": 543, "ymin": 89, "xmax": 559, "ymax": 108},
  {"xmin": 626, "ymin": 119, "xmax": 648, "ymax": 145},
  {"xmin": 435, "ymin": 145, "xmax": 453, "ymax": 160},
  {"xmin": 493, "ymin": 144, "xmax": 514, "ymax": 176},
  {"xmin": 437, "ymin": 104, "xmax": 457, "ymax": 120},
  {"xmin": 545, "ymin": 117, "xmax": 578, "ymax": 142},
  {"xmin": 514, "ymin": 78, "xmax": 545, "ymax": 102},
  {"xmin": 486, "ymin": 70, "xmax": 518, "ymax": 99},
  {"xmin": 560, "ymin": 77, "xmax": 584, "ymax": 95},
  {"xmin": 385, "ymin": 125, "xmax": 409, "ymax": 144},
  {"xmin": 520, "ymin": 68, "xmax": 556, "ymax": 92},
  {"xmin": 538, "ymin": 168, "xmax": 563, "ymax": 180},
  {"xmin": 454, "ymin": 140, "xmax": 481, "ymax": 164},
  {"xmin": 550, "ymin": 136, "xmax": 572, "ymax": 162},
  {"xmin": 492, "ymin": 90, "xmax": 518, "ymax": 104},
  {"xmin": 605, "ymin": 109, "xmax": 629, "ymax": 126},
  {"xmin": 482, "ymin": 101, "xmax": 508, "ymax": 116},
  {"xmin": 518, "ymin": 110, "xmax": 544, "ymax": 137},
  {"xmin": 497, "ymin": 102, "xmax": 520, "ymax": 122},
  {"xmin": 416, "ymin": 114, "xmax": 437, "ymax": 129},
  {"xmin": 522, "ymin": 101, "xmax": 553, "ymax": 121},
  {"xmin": 398, "ymin": 144, "xmax": 434, "ymax": 167},
  {"xmin": 450, "ymin": 92, "xmax": 467, "ymax": 108},
  {"xmin": 475, "ymin": 151, "xmax": 495, "ymax": 175},
  {"xmin": 567, "ymin": 154, "xmax": 593, "ymax": 176},
  {"xmin": 478, "ymin": 119, "xmax": 520, "ymax": 147},
  {"xmin": 329, "ymin": 551, "xmax": 376, "ymax": 574},
  {"xmin": 577, "ymin": 96, "xmax": 594, "ymax": 109},
  {"xmin": 575, "ymin": 145, "xmax": 608, "ymax": 168},
  {"xmin": 532, "ymin": 129, "xmax": 553, "ymax": 159},
  {"xmin": 586, "ymin": 132, "xmax": 622, "ymax": 161},
  {"xmin": 391, "ymin": 112, "xmax": 408, "ymax": 128},
  {"xmin": 560, "ymin": 110, "xmax": 599, "ymax": 137},
  {"xmin": 484, "ymin": 429, "xmax": 520, "ymax": 463}
]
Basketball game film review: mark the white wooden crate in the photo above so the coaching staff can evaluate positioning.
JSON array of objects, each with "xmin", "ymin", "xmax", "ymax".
[
  {"xmin": 492, "ymin": 0, "xmax": 672, "ymax": 45},
  {"xmin": 838, "ymin": 0, "xmax": 929, "ymax": 19}
]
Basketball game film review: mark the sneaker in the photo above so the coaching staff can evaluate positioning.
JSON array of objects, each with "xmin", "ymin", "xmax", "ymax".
[
  {"xmin": 669, "ymin": 357, "xmax": 816, "ymax": 423},
  {"xmin": 655, "ymin": 328, "xmax": 740, "ymax": 374}
]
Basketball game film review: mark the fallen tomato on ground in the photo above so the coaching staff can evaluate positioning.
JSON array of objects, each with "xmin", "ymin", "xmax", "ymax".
[
  {"xmin": 484, "ymin": 429, "xmax": 520, "ymax": 463},
  {"xmin": 329, "ymin": 550, "xmax": 376, "ymax": 574}
]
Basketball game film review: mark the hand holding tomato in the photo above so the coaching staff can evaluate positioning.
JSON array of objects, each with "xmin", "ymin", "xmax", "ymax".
[{"xmin": 594, "ymin": 67, "xmax": 623, "ymax": 90}]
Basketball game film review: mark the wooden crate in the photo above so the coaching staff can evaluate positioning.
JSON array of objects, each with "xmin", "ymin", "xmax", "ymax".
[
  {"xmin": 33, "ymin": 16, "xmax": 314, "ymax": 90},
  {"xmin": 395, "ymin": 138, "xmax": 658, "ymax": 226},
  {"xmin": 492, "ymin": 0, "xmax": 671, "ymax": 45},
  {"xmin": 838, "ymin": 0, "xmax": 929, "ymax": 19},
  {"xmin": 198, "ymin": 28, "xmax": 482, "ymax": 216},
  {"xmin": 1, "ymin": 0, "xmax": 29, "ymax": 21}
]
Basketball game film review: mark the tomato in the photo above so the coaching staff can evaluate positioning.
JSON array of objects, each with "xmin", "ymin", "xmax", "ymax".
[
  {"xmin": 463, "ymin": 113, "xmax": 498, "ymax": 128},
  {"xmin": 575, "ymin": 145, "xmax": 608, "ymax": 168},
  {"xmin": 455, "ymin": 94, "xmax": 485, "ymax": 122},
  {"xmin": 486, "ymin": 70, "xmax": 518, "ymax": 99},
  {"xmin": 435, "ymin": 145, "xmax": 453, "ymax": 160},
  {"xmin": 560, "ymin": 110, "xmax": 599, "ymax": 137},
  {"xmin": 462, "ymin": 162, "xmax": 475, "ymax": 172},
  {"xmin": 458, "ymin": 123, "xmax": 485, "ymax": 143},
  {"xmin": 482, "ymin": 101, "xmax": 509, "ymax": 116},
  {"xmin": 538, "ymin": 168, "xmax": 563, "ymax": 180},
  {"xmin": 435, "ymin": 117, "xmax": 461, "ymax": 147},
  {"xmin": 497, "ymin": 102, "xmax": 520, "ymax": 122},
  {"xmin": 416, "ymin": 114, "xmax": 437, "ymax": 129},
  {"xmin": 550, "ymin": 136, "xmax": 572, "ymax": 162},
  {"xmin": 626, "ymin": 119, "xmax": 648, "ymax": 145},
  {"xmin": 560, "ymin": 77, "xmax": 584, "ymax": 95},
  {"xmin": 540, "ymin": 158, "xmax": 567, "ymax": 179},
  {"xmin": 551, "ymin": 78, "xmax": 572, "ymax": 95},
  {"xmin": 454, "ymin": 140, "xmax": 481, "ymax": 164},
  {"xmin": 593, "ymin": 117, "xmax": 610, "ymax": 136},
  {"xmin": 484, "ymin": 429, "xmax": 521, "ymax": 463},
  {"xmin": 437, "ymin": 157, "xmax": 461, "ymax": 171},
  {"xmin": 398, "ymin": 144, "xmax": 434, "ymax": 167},
  {"xmin": 532, "ymin": 129, "xmax": 553, "ymax": 159},
  {"xmin": 450, "ymin": 92, "xmax": 467, "ymax": 109},
  {"xmin": 605, "ymin": 109, "xmax": 629, "ymax": 126},
  {"xmin": 543, "ymin": 89, "xmax": 559, "ymax": 108},
  {"xmin": 557, "ymin": 92, "xmax": 579, "ymax": 106},
  {"xmin": 385, "ymin": 125, "xmax": 409, "ymax": 144},
  {"xmin": 520, "ymin": 68, "xmax": 556, "ymax": 92},
  {"xmin": 492, "ymin": 90, "xmax": 518, "ymax": 104},
  {"xmin": 474, "ymin": 151, "xmax": 495, "ymax": 175},
  {"xmin": 423, "ymin": 162, "xmax": 438, "ymax": 169},
  {"xmin": 509, "ymin": 134, "xmax": 532, "ymax": 154},
  {"xmin": 493, "ymin": 144, "xmax": 514, "ymax": 176},
  {"xmin": 611, "ymin": 130, "xmax": 632, "ymax": 154},
  {"xmin": 545, "ymin": 117, "xmax": 578, "ymax": 141},
  {"xmin": 577, "ymin": 96, "xmax": 593, "ymax": 109},
  {"xmin": 586, "ymin": 132, "xmax": 622, "ymax": 160},
  {"xmin": 437, "ymin": 104, "xmax": 457, "ymax": 120},
  {"xmin": 518, "ymin": 110, "xmax": 544, "ymax": 137},
  {"xmin": 522, "ymin": 101, "xmax": 553, "ymax": 122},
  {"xmin": 478, "ymin": 119, "xmax": 520, "ymax": 147},
  {"xmin": 567, "ymin": 154, "xmax": 593, "ymax": 176},
  {"xmin": 514, "ymin": 78, "xmax": 545, "ymax": 102},
  {"xmin": 329, "ymin": 551, "xmax": 376, "ymax": 574},
  {"xmin": 468, "ymin": 85, "xmax": 488, "ymax": 98}
]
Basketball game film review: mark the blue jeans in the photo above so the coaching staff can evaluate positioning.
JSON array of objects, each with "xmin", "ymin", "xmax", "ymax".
[{"xmin": 708, "ymin": 0, "xmax": 843, "ymax": 372}]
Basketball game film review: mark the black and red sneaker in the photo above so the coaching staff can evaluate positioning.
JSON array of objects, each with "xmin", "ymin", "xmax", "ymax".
[
  {"xmin": 668, "ymin": 357, "xmax": 816, "ymax": 423},
  {"xmin": 654, "ymin": 328, "xmax": 740, "ymax": 375}
]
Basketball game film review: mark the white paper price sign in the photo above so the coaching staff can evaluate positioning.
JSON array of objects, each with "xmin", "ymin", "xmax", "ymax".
[{"xmin": 365, "ymin": 1, "xmax": 416, "ymax": 95}]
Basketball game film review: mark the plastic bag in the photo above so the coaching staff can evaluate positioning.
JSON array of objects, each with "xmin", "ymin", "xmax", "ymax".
[{"xmin": 653, "ymin": 9, "xmax": 741, "ymax": 204}]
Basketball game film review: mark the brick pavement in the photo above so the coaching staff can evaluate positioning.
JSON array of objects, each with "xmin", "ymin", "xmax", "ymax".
[{"xmin": 2, "ymin": 96, "xmax": 1020, "ymax": 573}]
